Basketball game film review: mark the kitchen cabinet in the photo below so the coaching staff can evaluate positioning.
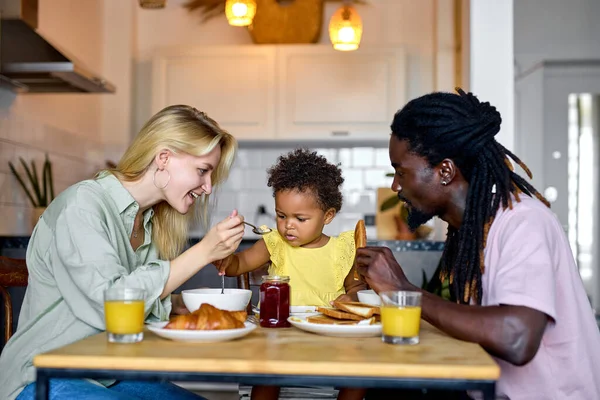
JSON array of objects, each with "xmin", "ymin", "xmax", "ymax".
[
  {"xmin": 152, "ymin": 45, "xmax": 406, "ymax": 141},
  {"xmin": 152, "ymin": 46, "xmax": 277, "ymax": 140},
  {"xmin": 277, "ymin": 46, "xmax": 406, "ymax": 140}
]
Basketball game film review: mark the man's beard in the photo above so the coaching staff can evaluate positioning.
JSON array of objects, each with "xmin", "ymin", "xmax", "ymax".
[
  {"xmin": 399, "ymin": 195, "xmax": 435, "ymax": 231},
  {"xmin": 406, "ymin": 207, "xmax": 434, "ymax": 231}
]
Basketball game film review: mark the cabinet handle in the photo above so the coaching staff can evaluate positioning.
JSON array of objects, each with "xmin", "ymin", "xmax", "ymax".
[{"xmin": 331, "ymin": 131, "xmax": 350, "ymax": 136}]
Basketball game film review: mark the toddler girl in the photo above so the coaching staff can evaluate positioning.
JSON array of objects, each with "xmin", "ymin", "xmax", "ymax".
[{"xmin": 216, "ymin": 148, "xmax": 367, "ymax": 400}]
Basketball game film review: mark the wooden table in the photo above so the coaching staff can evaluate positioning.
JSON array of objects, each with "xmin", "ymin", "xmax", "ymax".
[{"xmin": 33, "ymin": 322, "xmax": 500, "ymax": 399}]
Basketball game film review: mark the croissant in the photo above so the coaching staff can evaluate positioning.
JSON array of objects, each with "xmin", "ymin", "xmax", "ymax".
[
  {"xmin": 353, "ymin": 219, "xmax": 367, "ymax": 280},
  {"xmin": 164, "ymin": 303, "xmax": 247, "ymax": 330}
]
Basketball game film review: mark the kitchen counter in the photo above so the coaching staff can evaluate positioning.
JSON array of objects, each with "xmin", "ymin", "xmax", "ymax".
[
  {"xmin": 1, "ymin": 236, "xmax": 444, "ymax": 255},
  {"xmin": 1, "ymin": 234, "xmax": 444, "ymax": 299}
]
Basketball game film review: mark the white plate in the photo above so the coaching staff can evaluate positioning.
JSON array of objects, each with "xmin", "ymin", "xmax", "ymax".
[
  {"xmin": 290, "ymin": 305, "xmax": 317, "ymax": 314},
  {"xmin": 147, "ymin": 321, "xmax": 257, "ymax": 343},
  {"xmin": 253, "ymin": 306, "xmax": 319, "ymax": 319},
  {"xmin": 288, "ymin": 316, "xmax": 382, "ymax": 338}
]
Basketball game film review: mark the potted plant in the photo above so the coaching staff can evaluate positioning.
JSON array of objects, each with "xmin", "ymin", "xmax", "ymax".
[{"xmin": 8, "ymin": 154, "xmax": 55, "ymax": 227}]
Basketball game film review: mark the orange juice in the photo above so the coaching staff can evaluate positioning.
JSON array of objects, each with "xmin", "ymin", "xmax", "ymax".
[
  {"xmin": 381, "ymin": 306, "xmax": 422, "ymax": 337},
  {"xmin": 104, "ymin": 300, "xmax": 144, "ymax": 335}
]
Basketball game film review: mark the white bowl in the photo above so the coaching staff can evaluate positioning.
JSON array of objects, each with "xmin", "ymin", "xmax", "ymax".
[
  {"xmin": 181, "ymin": 288, "xmax": 252, "ymax": 312},
  {"xmin": 357, "ymin": 289, "xmax": 382, "ymax": 306}
]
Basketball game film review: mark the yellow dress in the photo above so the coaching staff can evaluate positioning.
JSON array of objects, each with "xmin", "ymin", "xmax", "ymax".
[{"xmin": 263, "ymin": 230, "xmax": 356, "ymax": 307}]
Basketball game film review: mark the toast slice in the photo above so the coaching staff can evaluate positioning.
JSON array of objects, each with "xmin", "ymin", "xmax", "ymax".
[
  {"xmin": 353, "ymin": 219, "xmax": 367, "ymax": 280},
  {"xmin": 307, "ymin": 315, "xmax": 362, "ymax": 325},
  {"xmin": 307, "ymin": 314, "xmax": 376, "ymax": 325},
  {"xmin": 317, "ymin": 307, "xmax": 365, "ymax": 321},
  {"xmin": 332, "ymin": 301, "xmax": 380, "ymax": 318}
]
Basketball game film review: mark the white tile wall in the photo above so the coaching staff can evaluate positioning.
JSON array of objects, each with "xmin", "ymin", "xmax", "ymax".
[
  {"xmin": 191, "ymin": 146, "xmax": 394, "ymax": 239},
  {"xmin": 0, "ymin": 113, "xmax": 107, "ymax": 235}
]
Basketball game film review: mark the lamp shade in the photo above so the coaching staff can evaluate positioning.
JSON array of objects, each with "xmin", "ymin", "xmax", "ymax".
[
  {"xmin": 329, "ymin": 4, "xmax": 363, "ymax": 51},
  {"xmin": 225, "ymin": 0, "xmax": 257, "ymax": 27}
]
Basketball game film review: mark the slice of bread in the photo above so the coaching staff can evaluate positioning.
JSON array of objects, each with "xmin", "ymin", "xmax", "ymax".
[
  {"xmin": 317, "ymin": 307, "xmax": 365, "ymax": 321},
  {"xmin": 307, "ymin": 315, "xmax": 361, "ymax": 325},
  {"xmin": 332, "ymin": 301, "xmax": 380, "ymax": 318},
  {"xmin": 353, "ymin": 219, "xmax": 367, "ymax": 280}
]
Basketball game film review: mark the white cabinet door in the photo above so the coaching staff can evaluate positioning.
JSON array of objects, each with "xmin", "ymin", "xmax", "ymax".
[
  {"xmin": 276, "ymin": 45, "xmax": 406, "ymax": 140},
  {"xmin": 152, "ymin": 46, "xmax": 277, "ymax": 140}
]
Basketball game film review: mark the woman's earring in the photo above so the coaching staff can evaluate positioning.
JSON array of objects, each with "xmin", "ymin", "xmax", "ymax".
[
  {"xmin": 153, "ymin": 168, "xmax": 171, "ymax": 189},
  {"xmin": 441, "ymin": 180, "xmax": 448, "ymax": 186}
]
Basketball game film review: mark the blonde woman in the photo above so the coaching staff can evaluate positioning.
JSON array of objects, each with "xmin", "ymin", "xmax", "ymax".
[{"xmin": 0, "ymin": 105, "xmax": 244, "ymax": 400}]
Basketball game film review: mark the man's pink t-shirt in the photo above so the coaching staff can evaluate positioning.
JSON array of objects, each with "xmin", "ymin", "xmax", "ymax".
[{"xmin": 482, "ymin": 195, "xmax": 600, "ymax": 399}]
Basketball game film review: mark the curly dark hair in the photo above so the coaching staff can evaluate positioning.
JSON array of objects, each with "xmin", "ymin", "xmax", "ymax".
[{"xmin": 267, "ymin": 149, "xmax": 344, "ymax": 212}]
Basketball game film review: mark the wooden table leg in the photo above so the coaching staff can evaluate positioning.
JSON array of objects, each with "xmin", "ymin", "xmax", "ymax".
[
  {"xmin": 35, "ymin": 369, "xmax": 49, "ymax": 400},
  {"xmin": 482, "ymin": 382, "xmax": 496, "ymax": 400}
]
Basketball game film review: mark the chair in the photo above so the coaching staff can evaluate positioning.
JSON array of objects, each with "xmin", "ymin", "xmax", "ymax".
[
  {"xmin": 236, "ymin": 263, "xmax": 270, "ymax": 314},
  {"xmin": 0, "ymin": 256, "xmax": 29, "ymax": 345}
]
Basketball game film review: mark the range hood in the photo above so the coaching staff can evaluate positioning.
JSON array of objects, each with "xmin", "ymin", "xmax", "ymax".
[{"xmin": 0, "ymin": 0, "xmax": 115, "ymax": 93}]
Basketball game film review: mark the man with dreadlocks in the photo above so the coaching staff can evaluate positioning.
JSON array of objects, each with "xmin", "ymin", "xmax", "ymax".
[{"xmin": 356, "ymin": 89, "xmax": 600, "ymax": 399}]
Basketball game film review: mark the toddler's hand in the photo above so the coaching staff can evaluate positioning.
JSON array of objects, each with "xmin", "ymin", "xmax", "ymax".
[{"xmin": 213, "ymin": 255, "xmax": 233, "ymax": 276}]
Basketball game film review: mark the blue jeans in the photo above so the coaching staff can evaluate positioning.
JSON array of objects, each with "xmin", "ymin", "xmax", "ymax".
[{"xmin": 17, "ymin": 379, "xmax": 207, "ymax": 400}]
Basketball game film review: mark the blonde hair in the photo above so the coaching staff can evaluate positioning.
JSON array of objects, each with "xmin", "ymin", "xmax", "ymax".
[{"xmin": 108, "ymin": 105, "xmax": 236, "ymax": 260}]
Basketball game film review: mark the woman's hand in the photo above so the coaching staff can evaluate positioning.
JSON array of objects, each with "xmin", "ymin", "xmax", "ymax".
[
  {"xmin": 161, "ymin": 210, "xmax": 245, "ymax": 299},
  {"xmin": 200, "ymin": 210, "xmax": 245, "ymax": 264},
  {"xmin": 170, "ymin": 293, "xmax": 190, "ymax": 315}
]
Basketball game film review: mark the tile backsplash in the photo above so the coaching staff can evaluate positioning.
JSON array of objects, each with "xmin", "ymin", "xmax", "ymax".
[
  {"xmin": 0, "ymin": 113, "xmax": 119, "ymax": 235},
  {"xmin": 193, "ymin": 146, "xmax": 395, "ymax": 239}
]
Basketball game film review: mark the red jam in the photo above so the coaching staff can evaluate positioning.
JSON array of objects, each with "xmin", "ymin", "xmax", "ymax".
[{"xmin": 259, "ymin": 276, "xmax": 291, "ymax": 328}]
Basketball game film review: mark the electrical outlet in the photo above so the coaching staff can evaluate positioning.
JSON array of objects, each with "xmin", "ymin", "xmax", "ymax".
[{"xmin": 364, "ymin": 214, "xmax": 375, "ymax": 226}]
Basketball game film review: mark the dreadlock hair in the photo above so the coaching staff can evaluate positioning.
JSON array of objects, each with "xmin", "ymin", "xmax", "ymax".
[
  {"xmin": 267, "ymin": 148, "xmax": 344, "ymax": 213},
  {"xmin": 391, "ymin": 88, "xmax": 549, "ymax": 305}
]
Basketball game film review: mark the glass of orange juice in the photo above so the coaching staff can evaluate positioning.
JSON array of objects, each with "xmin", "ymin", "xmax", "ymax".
[
  {"xmin": 104, "ymin": 287, "xmax": 145, "ymax": 343},
  {"xmin": 380, "ymin": 291, "xmax": 422, "ymax": 345}
]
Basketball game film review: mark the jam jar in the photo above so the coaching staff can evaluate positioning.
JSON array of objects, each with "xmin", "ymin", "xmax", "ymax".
[{"xmin": 259, "ymin": 275, "xmax": 291, "ymax": 328}]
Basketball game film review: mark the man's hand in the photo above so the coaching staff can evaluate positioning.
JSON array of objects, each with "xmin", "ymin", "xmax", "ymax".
[
  {"xmin": 170, "ymin": 293, "xmax": 190, "ymax": 315},
  {"xmin": 354, "ymin": 246, "xmax": 417, "ymax": 293},
  {"xmin": 331, "ymin": 293, "xmax": 355, "ymax": 304}
]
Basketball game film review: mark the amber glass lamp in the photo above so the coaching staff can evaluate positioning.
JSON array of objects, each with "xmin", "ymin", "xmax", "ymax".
[
  {"xmin": 225, "ymin": 0, "xmax": 257, "ymax": 26},
  {"xmin": 328, "ymin": 3, "xmax": 363, "ymax": 51}
]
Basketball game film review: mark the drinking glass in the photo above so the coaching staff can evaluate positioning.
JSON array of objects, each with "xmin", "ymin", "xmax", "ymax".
[
  {"xmin": 104, "ymin": 287, "xmax": 145, "ymax": 343},
  {"xmin": 380, "ymin": 291, "xmax": 422, "ymax": 345}
]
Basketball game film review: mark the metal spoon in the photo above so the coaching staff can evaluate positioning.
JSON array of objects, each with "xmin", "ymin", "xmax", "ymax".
[
  {"xmin": 221, "ymin": 274, "xmax": 225, "ymax": 295},
  {"xmin": 243, "ymin": 221, "xmax": 272, "ymax": 235}
]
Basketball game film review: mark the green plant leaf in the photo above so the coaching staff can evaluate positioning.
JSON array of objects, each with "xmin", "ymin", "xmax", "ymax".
[
  {"xmin": 30, "ymin": 159, "xmax": 41, "ymax": 205},
  {"xmin": 9, "ymin": 161, "xmax": 38, "ymax": 207},
  {"xmin": 399, "ymin": 202, "xmax": 409, "ymax": 222},
  {"xmin": 441, "ymin": 286, "xmax": 451, "ymax": 301},
  {"xmin": 46, "ymin": 154, "xmax": 54, "ymax": 202},
  {"xmin": 18, "ymin": 158, "xmax": 42, "ymax": 206},
  {"xmin": 42, "ymin": 158, "xmax": 49, "ymax": 206},
  {"xmin": 380, "ymin": 195, "xmax": 400, "ymax": 211}
]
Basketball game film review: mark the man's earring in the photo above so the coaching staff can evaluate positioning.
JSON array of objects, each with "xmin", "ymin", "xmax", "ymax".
[{"xmin": 441, "ymin": 180, "xmax": 448, "ymax": 186}]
